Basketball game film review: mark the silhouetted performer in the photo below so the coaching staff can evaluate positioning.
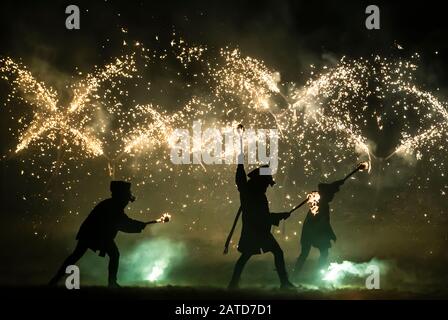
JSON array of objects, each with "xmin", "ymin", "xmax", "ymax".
[
  {"xmin": 294, "ymin": 179, "xmax": 344, "ymax": 276},
  {"xmin": 228, "ymin": 162, "xmax": 294, "ymax": 289},
  {"xmin": 49, "ymin": 181, "xmax": 146, "ymax": 287}
]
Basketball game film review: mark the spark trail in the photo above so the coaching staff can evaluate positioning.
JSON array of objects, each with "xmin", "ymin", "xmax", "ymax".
[{"xmin": 1, "ymin": 37, "xmax": 447, "ymax": 207}]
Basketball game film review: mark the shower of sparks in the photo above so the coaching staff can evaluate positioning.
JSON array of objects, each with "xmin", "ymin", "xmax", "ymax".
[
  {"xmin": 0, "ymin": 53, "xmax": 137, "ymax": 158},
  {"xmin": 122, "ymin": 104, "xmax": 176, "ymax": 155},
  {"xmin": 1, "ymin": 36, "xmax": 447, "ymax": 235}
]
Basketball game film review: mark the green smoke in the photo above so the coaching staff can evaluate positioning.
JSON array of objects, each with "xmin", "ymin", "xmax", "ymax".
[
  {"xmin": 120, "ymin": 238, "xmax": 186, "ymax": 285},
  {"xmin": 320, "ymin": 259, "xmax": 388, "ymax": 289}
]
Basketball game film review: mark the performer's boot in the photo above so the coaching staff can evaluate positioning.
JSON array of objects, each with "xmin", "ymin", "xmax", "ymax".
[
  {"xmin": 274, "ymin": 250, "xmax": 296, "ymax": 289},
  {"xmin": 48, "ymin": 274, "xmax": 62, "ymax": 286},
  {"xmin": 280, "ymin": 278, "xmax": 296, "ymax": 289},
  {"xmin": 49, "ymin": 242, "xmax": 87, "ymax": 287},
  {"xmin": 278, "ymin": 269, "xmax": 295, "ymax": 289},
  {"xmin": 108, "ymin": 279, "xmax": 121, "ymax": 288},
  {"xmin": 108, "ymin": 271, "xmax": 121, "ymax": 288},
  {"xmin": 107, "ymin": 243, "xmax": 121, "ymax": 288},
  {"xmin": 228, "ymin": 278, "xmax": 239, "ymax": 289},
  {"xmin": 49, "ymin": 265, "xmax": 67, "ymax": 286},
  {"xmin": 108, "ymin": 268, "xmax": 121, "ymax": 288}
]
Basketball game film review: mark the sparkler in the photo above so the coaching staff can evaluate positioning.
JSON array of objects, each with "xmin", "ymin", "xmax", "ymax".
[{"xmin": 145, "ymin": 213, "xmax": 172, "ymax": 225}]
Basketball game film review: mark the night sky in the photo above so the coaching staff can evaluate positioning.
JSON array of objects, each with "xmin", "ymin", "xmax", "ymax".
[{"xmin": 0, "ymin": 0, "xmax": 447, "ymax": 292}]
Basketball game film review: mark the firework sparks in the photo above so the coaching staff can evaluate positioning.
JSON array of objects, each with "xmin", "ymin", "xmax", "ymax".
[
  {"xmin": 122, "ymin": 104, "xmax": 175, "ymax": 155},
  {"xmin": 1, "ymin": 36, "xmax": 447, "ymax": 215},
  {"xmin": 0, "ymin": 53, "xmax": 137, "ymax": 158}
]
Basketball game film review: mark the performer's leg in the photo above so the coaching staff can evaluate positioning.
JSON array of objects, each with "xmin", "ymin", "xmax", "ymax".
[
  {"xmin": 49, "ymin": 242, "xmax": 87, "ymax": 286},
  {"xmin": 294, "ymin": 243, "xmax": 311, "ymax": 275},
  {"xmin": 270, "ymin": 241, "xmax": 294, "ymax": 288},
  {"xmin": 228, "ymin": 253, "xmax": 252, "ymax": 289},
  {"xmin": 318, "ymin": 247, "xmax": 329, "ymax": 271},
  {"xmin": 105, "ymin": 242, "xmax": 120, "ymax": 287}
]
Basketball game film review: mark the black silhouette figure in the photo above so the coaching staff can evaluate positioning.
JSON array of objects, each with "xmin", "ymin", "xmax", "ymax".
[
  {"xmin": 294, "ymin": 179, "xmax": 344, "ymax": 276},
  {"xmin": 49, "ymin": 181, "xmax": 147, "ymax": 287},
  {"xmin": 228, "ymin": 162, "xmax": 294, "ymax": 289}
]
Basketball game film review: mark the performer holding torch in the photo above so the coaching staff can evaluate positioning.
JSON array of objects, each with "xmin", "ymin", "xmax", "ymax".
[
  {"xmin": 293, "ymin": 161, "xmax": 370, "ymax": 277},
  {"xmin": 49, "ymin": 181, "xmax": 171, "ymax": 287},
  {"xmin": 226, "ymin": 124, "xmax": 295, "ymax": 289}
]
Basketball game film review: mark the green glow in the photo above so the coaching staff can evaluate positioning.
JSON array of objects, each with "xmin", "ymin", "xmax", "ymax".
[
  {"xmin": 122, "ymin": 238, "xmax": 185, "ymax": 284},
  {"xmin": 321, "ymin": 259, "xmax": 387, "ymax": 288},
  {"xmin": 145, "ymin": 260, "xmax": 167, "ymax": 282}
]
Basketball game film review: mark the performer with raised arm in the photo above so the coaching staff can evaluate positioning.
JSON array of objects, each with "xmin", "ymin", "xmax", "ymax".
[
  {"xmin": 226, "ymin": 125, "xmax": 294, "ymax": 289},
  {"xmin": 293, "ymin": 162, "xmax": 370, "ymax": 277}
]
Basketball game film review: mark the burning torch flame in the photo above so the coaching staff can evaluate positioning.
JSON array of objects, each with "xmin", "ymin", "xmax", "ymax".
[
  {"xmin": 358, "ymin": 161, "xmax": 371, "ymax": 173},
  {"xmin": 307, "ymin": 191, "xmax": 321, "ymax": 215},
  {"xmin": 157, "ymin": 213, "xmax": 171, "ymax": 223}
]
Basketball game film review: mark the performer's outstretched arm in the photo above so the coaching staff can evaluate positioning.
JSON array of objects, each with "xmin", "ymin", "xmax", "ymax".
[
  {"xmin": 118, "ymin": 214, "xmax": 146, "ymax": 233},
  {"xmin": 269, "ymin": 212, "xmax": 291, "ymax": 226}
]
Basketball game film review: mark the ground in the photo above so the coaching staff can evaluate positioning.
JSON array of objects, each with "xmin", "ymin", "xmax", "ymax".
[{"xmin": 0, "ymin": 285, "xmax": 445, "ymax": 300}]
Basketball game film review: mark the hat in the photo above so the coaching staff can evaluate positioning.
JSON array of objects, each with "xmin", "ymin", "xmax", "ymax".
[
  {"xmin": 110, "ymin": 181, "xmax": 136, "ymax": 202},
  {"xmin": 247, "ymin": 165, "xmax": 276, "ymax": 186}
]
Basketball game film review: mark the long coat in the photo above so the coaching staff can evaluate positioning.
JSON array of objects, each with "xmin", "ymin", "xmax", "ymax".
[
  {"xmin": 300, "ymin": 204, "xmax": 336, "ymax": 250},
  {"xmin": 235, "ymin": 164, "xmax": 284, "ymax": 254},
  {"xmin": 76, "ymin": 198, "xmax": 146, "ymax": 256},
  {"xmin": 300, "ymin": 180, "xmax": 341, "ymax": 250}
]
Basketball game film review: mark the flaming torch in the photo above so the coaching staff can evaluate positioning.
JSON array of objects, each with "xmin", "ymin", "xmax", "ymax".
[
  {"xmin": 237, "ymin": 123, "xmax": 245, "ymax": 157},
  {"xmin": 157, "ymin": 213, "xmax": 172, "ymax": 223},
  {"xmin": 307, "ymin": 191, "xmax": 321, "ymax": 215},
  {"xmin": 288, "ymin": 191, "xmax": 321, "ymax": 215},
  {"xmin": 145, "ymin": 213, "xmax": 172, "ymax": 225},
  {"xmin": 342, "ymin": 161, "xmax": 371, "ymax": 182}
]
